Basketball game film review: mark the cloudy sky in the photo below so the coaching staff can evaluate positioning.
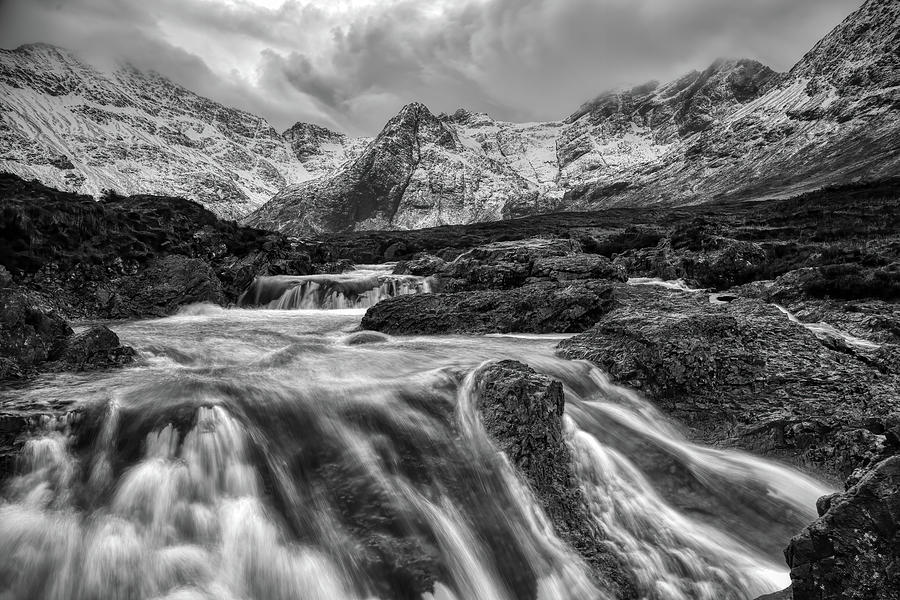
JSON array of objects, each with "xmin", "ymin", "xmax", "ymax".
[{"xmin": 0, "ymin": 0, "xmax": 861, "ymax": 136}]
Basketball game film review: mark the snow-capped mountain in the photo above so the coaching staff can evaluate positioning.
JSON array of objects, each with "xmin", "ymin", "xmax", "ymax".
[
  {"xmin": 247, "ymin": 59, "xmax": 782, "ymax": 234},
  {"xmin": 2, "ymin": 0, "xmax": 898, "ymax": 233},
  {"xmin": 247, "ymin": 103, "xmax": 551, "ymax": 235},
  {"xmin": 562, "ymin": 0, "xmax": 900, "ymax": 207},
  {"xmin": 249, "ymin": 0, "xmax": 899, "ymax": 233},
  {"xmin": 0, "ymin": 44, "xmax": 354, "ymax": 219}
]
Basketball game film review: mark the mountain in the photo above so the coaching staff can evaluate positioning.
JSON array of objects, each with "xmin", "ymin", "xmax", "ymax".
[
  {"xmin": 247, "ymin": 102, "xmax": 551, "ymax": 235},
  {"xmin": 2, "ymin": 0, "xmax": 897, "ymax": 232},
  {"xmin": 0, "ymin": 44, "xmax": 353, "ymax": 219},
  {"xmin": 250, "ymin": 0, "xmax": 900, "ymax": 233},
  {"xmin": 248, "ymin": 59, "xmax": 779, "ymax": 234},
  {"xmin": 564, "ymin": 0, "xmax": 900, "ymax": 206}
]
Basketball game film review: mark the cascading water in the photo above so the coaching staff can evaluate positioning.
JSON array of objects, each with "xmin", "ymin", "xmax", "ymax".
[
  {"xmin": 239, "ymin": 264, "xmax": 431, "ymax": 310},
  {"xmin": 626, "ymin": 278, "xmax": 706, "ymax": 293},
  {"xmin": 774, "ymin": 304, "xmax": 880, "ymax": 350},
  {"xmin": 0, "ymin": 306, "xmax": 835, "ymax": 600}
]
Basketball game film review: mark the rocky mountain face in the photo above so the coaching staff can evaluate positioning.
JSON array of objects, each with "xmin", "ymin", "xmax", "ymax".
[
  {"xmin": 281, "ymin": 122, "xmax": 369, "ymax": 178},
  {"xmin": 0, "ymin": 44, "xmax": 353, "ymax": 219},
  {"xmin": 565, "ymin": 0, "xmax": 900, "ymax": 207},
  {"xmin": 251, "ymin": 0, "xmax": 900, "ymax": 234},
  {"xmin": 248, "ymin": 103, "xmax": 546, "ymax": 235},
  {"xmin": 1, "ymin": 0, "xmax": 897, "ymax": 233}
]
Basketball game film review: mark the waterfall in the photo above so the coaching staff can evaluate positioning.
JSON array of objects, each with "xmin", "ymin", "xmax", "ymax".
[
  {"xmin": 238, "ymin": 264, "xmax": 431, "ymax": 310},
  {"xmin": 774, "ymin": 304, "xmax": 880, "ymax": 350},
  {"xmin": 626, "ymin": 277, "xmax": 706, "ymax": 293},
  {"xmin": 0, "ymin": 308, "xmax": 834, "ymax": 600}
]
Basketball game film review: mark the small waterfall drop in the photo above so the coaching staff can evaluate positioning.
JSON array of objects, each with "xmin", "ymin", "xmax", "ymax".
[
  {"xmin": 774, "ymin": 304, "xmax": 880, "ymax": 350},
  {"xmin": 239, "ymin": 264, "xmax": 431, "ymax": 310},
  {"xmin": 626, "ymin": 277, "xmax": 706, "ymax": 293}
]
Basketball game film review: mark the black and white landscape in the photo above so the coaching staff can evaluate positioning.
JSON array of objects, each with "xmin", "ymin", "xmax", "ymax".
[{"xmin": 0, "ymin": 0, "xmax": 898, "ymax": 599}]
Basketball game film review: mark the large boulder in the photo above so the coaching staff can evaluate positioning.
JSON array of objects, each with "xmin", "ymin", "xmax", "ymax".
[
  {"xmin": 680, "ymin": 237, "xmax": 767, "ymax": 289},
  {"xmin": 614, "ymin": 235, "xmax": 767, "ymax": 289},
  {"xmin": 786, "ymin": 455, "xmax": 900, "ymax": 600},
  {"xmin": 53, "ymin": 325, "xmax": 136, "ymax": 372},
  {"xmin": 433, "ymin": 238, "xmax": 577, "ymax": 292},
  {"xmin": 530, "ymin": 254, "xmax": 626, "ymax": 283},
  {"xmin": 474, "ymin": 360, "xmax": 635, "ymax": 598},
  {"xmin": 426, "ymin": 238, "xmax": 627, "ymax": 293},
  {"xmin": 556, "ymin": 286, "xmax": 900, "ymax": 478},
  {"xmin": 392, "ymin": 254, "xmax": 446, "ymax": 276},
  {"xmin": 0, "ymin": 289, "xmax": 135, "ymax": 382},
  {"xmin": 97, "ymin": 255, "xmax": 226, "ymax": 318},
  {"xmin": 0, "ymin": 287, "xmax": 72, "ymax": 379},
  {"xmin": 361, "ymin": 281, "xmax": 616, "ymax": 335}
]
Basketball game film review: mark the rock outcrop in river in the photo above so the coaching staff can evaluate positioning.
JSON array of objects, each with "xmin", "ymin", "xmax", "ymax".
[
  {"xmin": 786, "ymin": 455, "xmax": 900, "ymax": 600},
  {"xmin": 474, "ymin": 360, "xmax": 636, "ymax": 597},
  {"xmin": 0, "ymin": 285, "xmax": 135, "ymax": 381}
]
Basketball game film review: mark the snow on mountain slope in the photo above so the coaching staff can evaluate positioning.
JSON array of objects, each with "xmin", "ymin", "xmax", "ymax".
[
  {"xmin": 250, "ymin": 0, "xmax": 898, "ymax": 234},
  {"xmin": 248, "ymin": 59, "xmax": 782, "ymax": 233},
  {"xmin": 281, "ymin": 122, "xmax": 370, "ymax": 178},
  {"xmin": 3, "ymin": 0, "xmax": 897, "ymax": 234},
  {"xmin": 0, "ymin": 44, "xmax": 342, "ymax": 219},
  {"xmin": 247, "ymin": 103, "xmax": 549, "ymax": 235},
  {"xmin": 564, "ymin": 0, "xmax": 900, "ymax": 207}
]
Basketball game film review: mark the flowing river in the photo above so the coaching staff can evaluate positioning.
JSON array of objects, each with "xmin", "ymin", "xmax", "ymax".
[{"xmin": 0, "ymin": 269, "xmax": 834, "ymax": 600}]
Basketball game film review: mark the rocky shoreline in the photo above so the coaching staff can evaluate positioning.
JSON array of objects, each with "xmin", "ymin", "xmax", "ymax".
[
  {"xmin": 2, "ymin": 174, "xmax": 899, "ymax": 598},
  {"xmin": 354, "ymin": 180, "xmax": 900, "ymax": 599}
]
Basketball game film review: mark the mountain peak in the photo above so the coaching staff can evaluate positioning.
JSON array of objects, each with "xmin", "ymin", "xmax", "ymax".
[
  {"xmin": 282, "ymin": 122, "xmax": 347, "ymax": 163},
  {"xmin": 566, "ymin": 57, "xmax": 776, "ymax": 135},
  {"xmin": 378, "ymin": 101, "xmax": 457, "ymax": 150},
  {"xmin": 0, "ymin": 45, "xmax": 313, "ymax": 218},
  {"xmin": 789, "ymin": 0, "xmax": 900, "ymax": 93},
  {"xmin": 398, "ymin": 101, "xmax": 433, "ymax": 116}
]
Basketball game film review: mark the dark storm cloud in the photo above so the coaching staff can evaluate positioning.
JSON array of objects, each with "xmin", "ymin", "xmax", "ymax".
[{"xmin": 0, "ymin": 0, "xmax": 863, "ymax": 136}]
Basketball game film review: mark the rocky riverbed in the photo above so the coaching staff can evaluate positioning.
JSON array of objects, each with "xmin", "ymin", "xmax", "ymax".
[{"xmin": 2, "ymin": 175, "xmax": 899, "ymax": 599}]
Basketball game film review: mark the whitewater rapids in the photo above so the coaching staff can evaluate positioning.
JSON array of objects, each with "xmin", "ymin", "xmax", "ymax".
[{"xmin": 0, "ymin": 307, "xmax": 833, "ymax": 600}]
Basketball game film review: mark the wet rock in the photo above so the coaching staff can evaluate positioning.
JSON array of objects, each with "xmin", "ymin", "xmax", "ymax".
[
  {"xmin": 615, "ymin": 235, "xmax": 766, "ymax": 289},
  {"xmin": 556, "ymin": 286, "xmax": 900, "ymax": 478},
  {"xmin": 53, "ymin": 325, "xmax": 136, "ymax": 371},
  {"xmin": 392, "ymin": 254, "xmax": 446, "ymax": 276},
  {"xmin": 570, "ymin": 225, "xmax": 664, "ymax": 257},
  {"xmin": 429, "ymin": 238, "xmax": 629, "ymax": 293},
  {"xmin": 362, "ymin": 281, "xmax": 616, "ymax": 335},
  {"xmin": 474, "ymin": 360, "xmax": 636, "ymax": 598},
  {"xmin": 612, "ymin": 243, "xmax": 685, "ymax": 281},
  {"xmin": 786, "ymin": 455, "xmax": 900, "ymax": 600},
  {"xmin": 434, "ymin": 239, "xmax": 575, "ymax": 292},
  {"xmin": 530, "ymin": 254, "xmax": 627, "ymax": 283},
  {"xmin": 0, "ymin": 266, "xmax": 12, "ymax": 288},
  {"xmin": 0, "ymin": 174, "xmax": 314, "ymax": 319},
  {"xmin": 681, "ymin": 237, "xmax": 768, "ymax": 289},
  {"xmin": 0, "ymin": 287, "xmax": 72, "ymax": 379},
  {"xmin": 98, "ymin": 255, "xmax": 226, "ymax": 318}
]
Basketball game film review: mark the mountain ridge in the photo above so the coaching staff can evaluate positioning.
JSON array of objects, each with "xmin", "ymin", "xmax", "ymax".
[
  {"xmin": 0, "ymin": 43, "xmax": 353, "ymax": 219},
  {"xmin": 2, "ymin": 0, "xmax": 898, "ymax": 233}
]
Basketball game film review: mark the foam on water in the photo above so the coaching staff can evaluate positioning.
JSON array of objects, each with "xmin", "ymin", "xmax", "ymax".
[
  {"xmin": 0, "ymin": 308, "xmax": 835, "ymax": 599},
  {"xmin": 238, "ymin": 263, "xmax": 431, "ymax": 310}
]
